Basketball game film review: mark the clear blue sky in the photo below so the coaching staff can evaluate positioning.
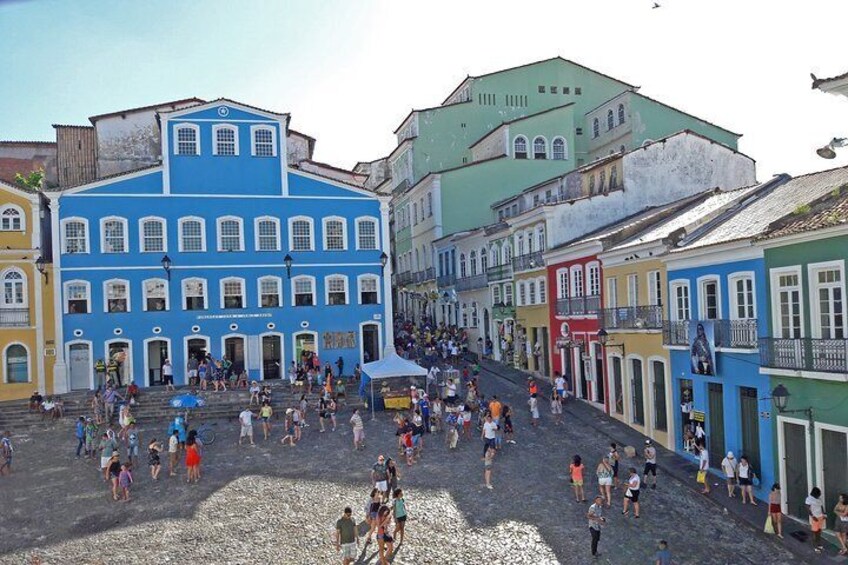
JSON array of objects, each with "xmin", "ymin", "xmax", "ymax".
[{"xmin": 2, "ymin": 0, "xmax": 848, "ymax": 177}]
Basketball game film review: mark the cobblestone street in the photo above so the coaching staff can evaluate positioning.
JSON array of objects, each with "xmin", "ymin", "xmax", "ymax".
[{"xmin": 0, "ymin": 366, "xmax": 801, "ymax": 564}]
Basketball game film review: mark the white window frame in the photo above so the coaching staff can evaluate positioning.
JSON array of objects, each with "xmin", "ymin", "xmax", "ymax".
[
  {"xmin": 138, "ymin": 216, "xmax": 168, "ymax": 253},
  {"xmin": 571, "ymin": 265, "xmax": 584, "ymax": 298},
  {"xmin": 669, "ymin": 279, "xmax": 691, "ymax": 321},
  {"xmin": 324, "ymin": 274, "xmax": 349, "ymax": 306},
  {"xmin": 648, "ymin": 270, "xmax": 662, "ymax": 306},
  {"xmin": 538, "ymin": 276, "xmax": 547, "ymax": 303},
  {"xmin": 627, "ymin": 274, "xmax": 639, "ymax": 307},
  {"xmin": 517, "ymin": 280, "xmax": 526, "ymax": 306},
  {"xmin": 528, "ymin": 280, "xmax": 537, "ymax": 305},
  {"xmin": 220, "ymin": 277, "xmax": 246, "ymax": 309},
  {"xmin": 532, "ymin": 136, "xmax": 548, "ymax": 160},
  {"xmin": 618, "ymin": 103, "xmax": 626, "ymax": 125},
  {"xmin": 355, "ymin": 216, "xmax": 380, "ymax": 251},
  {"xmin": 492, "ymin": 285, "xmax": 501, "ymax": 305},
  {"xmin": 551, "ymin": 137, "xmax": 568, "ymax": 160},
  {"xmin": 607, "ymin": 277, "xmax": 618, "ymax": 309},
  {"xmin": 216, "ymin": 216, "xmax": 244, "ymax": 252},
  {"xmin": 173, "ymin": 123, "xmax": 200, "ymax": 156},
  {"xmin": 254, "ymin": 216, "xmax": 281, "ymax": 252},
  {"xmin": 504, "ymin": 283, "xmax": 514, "ymax": 306},
  {"xmin": 557, "ymin": 268, "xmax": 570, "ymax": 299},
  {"xmin": 697, "ymin": 275, "xmax": 722, "ymax": 320},
  {"xmin": 1, "ymin": 268, "xmax": 27, "ymax": 308},
  {"xmin": 728, "ymin": 271, "xmax": 757, "ymax": 321},
  {"xmin": 513, "ymin": 135, "xmax": 528, "ymax": 159},
  {"xmin": 212, "ymin": 123, "xmax": 239, "ymax": 156},
  {"xmin": 103, "ymin": 278, "xmax": 131, "ymax": 313},
  {"xmin": 63, "ymin": 279, "xmax": 91, "ymax": 314},
  {"xmin": 182, "ymin": 277, "xmax": 208, "ymax": 311},
  {"xmin": 100, "ymin": 216, "xmax": 128, "ymax": 254},
  {"xmin": 807, "ymin": 260, "xmax": 846, "ymax": 339},
  {"xmin": 178, "ymin": 216, "xmax": 207, "ymax": 253},
  {"xmin": 258, "ymin": 275, "xmax": 282, "ymax": 308},
  {"xmin": 322, "ymin": 216, "xmax": 348, "ymax": 251},
  {"xmin": 291, "ymin": 275, "xmax": 317, "ymax": 307},
  {"xmin": 142, "ymin": 278, "xmax": 169, "ymax": 312},
  {"xmin": 288, "ymin": 216, "xmax": 315, "ymax": 252},
  {"xmin": 587, "ymin": 262, "xmax": 601, "ymax": 296},
  {"xmin": 3, "ymin": 341, "xmax": 31, "ymax": 384},
  {"xmin": 770, "ymin": 266, "xmax": 805, "ymax": 339},
  {"xmin": 0, "ymin": 204, "xmax": 25, "ymax": 232},
  {"xmin": 357, "ymin": 274, "xmax": 381, "ymax": 305},
  {"xmin": 250, "ymin": 124, "xmax": 277, "ymax": 157}
]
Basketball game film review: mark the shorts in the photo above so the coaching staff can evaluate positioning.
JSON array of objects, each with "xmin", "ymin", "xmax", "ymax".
[
  {"xmin": 354, "ymin": 429, "xmax": 365, "ymax": 443},
  {"xmin": 598, "ymin": 477, "xmax": 612, "ymax": 486},
  {"xmin": 612, "ymin": 462, "xmax": 619, "ymax": 477},
  {"xmin": 188, "ymin": 370, "xmax": 198, "ymax": 379},
  {"xmin": 531, "ymin": 409, "xmax": 540, "ymax": 419},
  {"xmin": 396, "ymin": 515, "xmax": 407, "ymax": 523},
  {"xmin": 739, "ymin": 477, "xmax": 752, "ymax": 486},
  {"xmin": 626, "ymin": 489, "xmax": 640, "ymax": 503},
  {"xmin": 572, "ymin": 479, "xmax": 584, "ymax": 487},
  {"xmin": 340, "ymin": 542, "xmax": 357, "ymax": 559},
  {"xmin": 287, "ymin": 426, "xmax": 295, "ymax": 435},
  {"xmin": 769, "ymin": 503, "xmax": 781, "ymax": 514},
  {"xmin": 375, "ymin": 480, "xmax": 388, "ymax": 492},
  {"xmin": 557, "ymin": 388, "xmax": 565, "ymax": 397},
  {"xmin": 101, "ymin": 456, "xmax": 110, "ymax": 469},
  {"xmin": 128, "ymin": 445, "xmax": 139, "ymax": 457},
  {"xmin": 163, "ymin": 375, "xmax": 174, "ymax": 385},
  {"xmin": 240, "ymin": 425, "xmax": 253, "ymax": 437},
  {"xmin": 405, "ymin": 447, "xmax": 414, "ymax": 456},
  {"xmin": 810, "ymin": 516, "xmax": 825, "ymax": 532},
  {"xmin": 261, "ymin": 417, "xmax": 270, "ymax": 423},
  {"xmin": 643, "ymin": 462, "xmax": 657, "ymax": 476},
  {"xmin": 835, "ymin": 519, "xmax": 848, "ymax": 534}
]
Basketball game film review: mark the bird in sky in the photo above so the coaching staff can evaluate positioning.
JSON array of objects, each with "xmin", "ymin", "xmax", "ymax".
[{"xmin": 652, "ymin": 2, "xmax": 661, "ymax": 8}]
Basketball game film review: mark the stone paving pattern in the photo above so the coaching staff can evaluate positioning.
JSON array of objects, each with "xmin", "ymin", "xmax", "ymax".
[{"xmin": 0, "ymin": 363, "xmax": 810, "ymax": 564}]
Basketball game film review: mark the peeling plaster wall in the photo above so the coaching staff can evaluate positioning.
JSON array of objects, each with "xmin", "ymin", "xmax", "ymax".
[
  {"xmin": 286, "ymin": 133, "xmax": 312, "ymax": 165},
  {"xmin": 95, "ymin": 111, "xmax": 162, "ymax": 177},
  {"xmin": 0, "ymin": 143, "xmax": 57, "ymax": 186},
  {"xmin": 548, "ymin": 134, "xmax": 756, "ymax": 249}
]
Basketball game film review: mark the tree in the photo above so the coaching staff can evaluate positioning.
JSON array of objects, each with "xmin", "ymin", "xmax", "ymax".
[{"xmin": 14, "ymin": 169, "xmax": 44, "ymax": 191}]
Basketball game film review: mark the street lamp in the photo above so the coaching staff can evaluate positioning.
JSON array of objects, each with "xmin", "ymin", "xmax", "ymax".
[
  {"xmin": 816, "ymin": 137, "xmax": 848, "ymax": 159},
  {"xmin": 284, "ymin": 254, "xmax": 293, "ymax": 279},
  {"xmin": 768, "ymin": 383, "xmax": 813, "ymax": 418},
  {"xmin": 379, "ymin": 252, "xmax": 388, "ymax": 274},
  {"xmin": 160, "ymin": 254, "xmax": 172, "ymax": 281},
  {"xmin": 597, "ymin": 328, "xmax": 625, "ymax": 354},
  {"xmin": 35, "ymin": 255, "xmax": 48, "ymax": 283}
]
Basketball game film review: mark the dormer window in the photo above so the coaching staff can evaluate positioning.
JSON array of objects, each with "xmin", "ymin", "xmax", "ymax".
[
  {"xmin": 251, "ymin": 125, "xmax": 277, "ymax": 157},
  {"xmin": 213, "ymin": 124, "xmax": 239, "ymax": 156},
  {"xmin": 174, "ymin": 124, "xmax": 199, "ymax": 155}
]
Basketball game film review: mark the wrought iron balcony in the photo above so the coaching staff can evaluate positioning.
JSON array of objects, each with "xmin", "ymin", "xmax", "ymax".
[
  {"xmin": 512, "ymin": 251, "xmax": 545, "ymax": 273},
  {"xmin": 602, "ymin": 305, "xmax": 663, "ymax": 330},
  {"xmin": 413, "ymin": 267, "xmax": 435, "ymax": 284},
  {"xmin": 437, "ymin": 273, "xmax": 456, "ymax": 288},
  {"xmin": 556, "ymin": 295, "xmax": 601, "ymax": 317},
  {"xmin": 395, "ymin": 271, "xmax": 414, "ymax": 286},
  {"xmin": 759, "ymin": 337, "xmax": 848, "ymax": 373},
  {"xmin": 455, "ymin": 273, "xmax": 488, "ymax": 292},
  {"xmin": 0, "ymin": 308, "xmax": 30, "ymax": 327},
  {"xmin": 487, "ymin": 263, "xmax": 513, "ymax": 283},
  {"xmin": 663, "ymin": 319, "xmax": 758, "ymax": 349}
]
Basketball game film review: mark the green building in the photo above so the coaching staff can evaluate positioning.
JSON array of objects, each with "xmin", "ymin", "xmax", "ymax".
[{"xmin": 756, "ymin": 169, "xmax": 848, "ymax": 528}]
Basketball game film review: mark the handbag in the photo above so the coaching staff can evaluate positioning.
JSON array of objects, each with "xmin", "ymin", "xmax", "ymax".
[
  {"xmin": 625, "ymin": 488, "xmax": 633, "ymax": 498},
  {"xmin": 764, "ymin": 515, "xmax": 775, "ymax": 534},
  {"xmin": 696, "ymin": 470, "xmax": 706, "ymax": 484}
]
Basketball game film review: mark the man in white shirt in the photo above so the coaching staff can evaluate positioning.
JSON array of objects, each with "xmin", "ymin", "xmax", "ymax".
[
  {"xmin": 554, "ymin": 373, "xmax": 566, "ymax": 399},
  {"xmin": 642, "ymin": 440, "xmax": 658, "ymax": 490},
  {"xmin": 698, "ymin": 443, "xmax": 710, "ymax": 494},
  {"xmin": 239, "ymin": 408, "xmax": 255, "ymax": 446},
  {"xmin": 720, "ymin": 451, "xmax": 738, "ymax": 498},
  {"xmin": 168, "ymin": 430, "xmax": 179, "ymax": 477},
  {"xmin": 481, "ymin": 414, "xmax": 498, "ymax": 457}
]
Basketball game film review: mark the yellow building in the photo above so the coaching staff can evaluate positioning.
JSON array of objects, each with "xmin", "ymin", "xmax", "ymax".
[
  {"xmin": 0, "ymin": 180, "xmax": 55, "ymax": 400},
  {"xmin": 510, "ymin": 216, "xmax": 550, "ymax": 376}
]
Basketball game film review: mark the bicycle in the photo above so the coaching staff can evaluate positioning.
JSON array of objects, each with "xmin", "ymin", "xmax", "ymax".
[{"xmin": 196, "ymin": 422, "xmax": 216, "ymax": 445}]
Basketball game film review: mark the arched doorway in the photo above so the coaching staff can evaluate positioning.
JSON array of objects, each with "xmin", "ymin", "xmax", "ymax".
[
  {"xmin": 68, "ymin": 342, "xmax": 92, "ymax": 390},
  {"xmin": 146, "ymin": 339, "xmax": 169, "ymax": 386},
  {"xmin": 186, "ymin": 336, "xmax": 209, "ymax": 372},
  {"xmin": 106, "ymin": 340, "xmax": 131, "ymax": 387},
  {"xmin": 294, "ymin": 332, "xmax": 317, "ymax": 367},
  {"xmin": 261, "ymin": 334, "xmax": 282, "ymax": 380}
]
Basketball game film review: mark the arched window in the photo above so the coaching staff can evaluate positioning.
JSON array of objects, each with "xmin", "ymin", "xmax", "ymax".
[
  {"xmin": 469, "ymin": 251, "xmax": 477, "ymax": 276},
  {"xmin": 610, "ymin": 166, "xmax": 618, "ymax": 189},
  {"xmin": 140, "ymin": 217, "xmax": 166, "ymax": 253},
  {"xmin": 0, "ymin": 205, "xmax": 24, "ymax": 231},
  {"xmin": 571, "ymin": 265, "xmax": 584, "ymax": 297},
  {"xmin": 100, "ymin": 217, "xmax": 128, "ymax": 253},
  {"xmin": 289, "ymin": 216, "xmax": 314, "ymax": 251},
  {"xmin": 552, "ymin": 138, "xmax": 567, "ymax": 160},
  {"xmin": 213, "ymin": 124, "xmax": 239, "ymax": 156},
  {"xmin": 599, "ymin": 170, "xmax": 606, "ymax": 193},
  {"xmin": 179, "ymin": 217, "xmax": 205, "ymax": 252},
  {"xmin": 174, "ymin": 123, "xmax": 199, "ymax": 155},
  {"xmin": 255, "ymin": 217, "xmax": 280, "ymax": 251},
  {"xmin": 325, "ymin": 275, "xmax": 348, "ymax": 305},
  {"xmin": 355, "ymin": 217, "xmax": 379, "ymax": 250},
  {"xmin": 526, "ymin": 229, "xmax": 534, "ymax": 253},
  {"xmin": 2, "ymin": 269, "xmax": 26, "ymax": 307},
  {"xmin": 143, "ymin": 278, "xmax": 168, "ymax": 311},
  {"xmin": 589, "ymin": 175, "xmax": 596, "ymax": 195},
  {"xmin": 557, "ymin": 268, "xmax": 569, "ymax": 299},
  {"xmin": 358, "ymin": 275, "xmax": 380, "ymax": 305},
  {"xmin": 251, "ymin": 125, "xmax": 277, "ymax": 157},
  {"xmin": 322, "ymin": 217, "xmax": 347, "ymax": 251},
  {"xmin": 220, "ymin": 277, "xmax": 245, "ymax": 309},
  {"xmin": 480, "ymin": 247, "xmax": 488, "ymax": 272},
  {"xmin": 607, "ymin": 109, "xmax": 614, "ymax": 131},
  {"xmin": 536, "ymin": 226, "xmax": 546, "ymax": 252},
  {"xmin": 503, "ymin": 244, "xmax": 512, "ymax": 263},
  {"xmin": 592, "ymin": 118, "xmax": 600, "ymax": 138},
  {"xmin": 459, "ymin": 253, "xmax": 467, "ymax": 278},
  {"xmin": 4, "ymin": 343, "xmax": 29, "ymax": 383},
  {"xmin": 182, "ymin": 278, "xmax": 207, "ymax": 310},
  {"xmin": 533, "ymin": 137, "xmax": 547, "ymax": 159},
  {"xmin": 513, "ymin": 136, "xmax": 528, "ymax": 159},
  {"xmin": 618, "ymin": 103, "xmax": 626, "ymax": 125},
  {"xmin": 217, "ymin": 216, "xmax": 244, "ymax": 252},
  {"xmin": 64, "ymin": 280, "xmax": 90, "ymax": 314},
  {"xmin": 258, "ymin": 276, "xmax": 282, "ymax": 308},
  {"xmin": 516, "ymin": 232, "xmax": 525, "ymax": 256},
  {"xmin": 292, "ymin": 275, "xmax": 316, "ymax": 306},
  {"xmin": 104, "ymin": 279, "xmax": 129, "ymax": 313}
]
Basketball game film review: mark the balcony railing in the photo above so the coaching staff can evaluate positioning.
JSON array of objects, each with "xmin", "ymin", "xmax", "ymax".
[
  {"xmin": 602, "ymin": 305, "xmax": 663, "ymax": 330},
  {"xmin": 455, "ymin": 273, "xmax": 488, "ymax": 292},
  {"xmin": 663, "ymin": 319, "xmax": 758, "ymax": 349},
  {"xmin": 0, "ymin": 308, "xmax": 30, "ymax": 327},
  {"xmin": 512, "ymin": 251, "xmax": 545, "ymax": 273},
  {"xmin": 556, "ymin": 295, "xmax": 601, "ymax": 317},
  {"xmin": 437, "ymin": 273, "xmax": 456, "ymax": 288},
  {"xmin": 413, "ymin": 267, "xmax": 435, "ymax": 284},
  {"xmin": 396, "ymin": 271, "xmax": 414, "ymax": 286},
  {"xmin": 760, "ymin": 337, "xmax": 848, "ymax": 373},
  {"xmin": 487, "ymin": 263, "xmax": 513, "ymax": 283}
]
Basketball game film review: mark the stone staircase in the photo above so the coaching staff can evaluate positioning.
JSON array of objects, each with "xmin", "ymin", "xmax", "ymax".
[{"xmin": 0, "ymin": 379, "xmax": 365, "ymax": 432}]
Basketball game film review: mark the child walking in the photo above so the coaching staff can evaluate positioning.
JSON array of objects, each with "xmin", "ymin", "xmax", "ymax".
[
  {"xmin": 569, "ymin": 455, "xmax": 587, "ymax": 502},
  {"xmin": 118, "ymin": 463, "xmax": 133, "ymax": 501}
]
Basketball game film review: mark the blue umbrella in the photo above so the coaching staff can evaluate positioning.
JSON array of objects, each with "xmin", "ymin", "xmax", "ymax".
[{"xmin": 169, "ymin": 394, "xmax": 206, "ymax": 409}]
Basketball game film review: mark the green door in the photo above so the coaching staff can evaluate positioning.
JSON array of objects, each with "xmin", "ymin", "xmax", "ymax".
[
  {"xmin": 739, "ymin": 387, "xmax": 761, "ymax": 474},
  {"xmin": 782, "ymin": 421, "xmax": 809, "ymax": 519},
  {"xmin": 821, "ymin": 428, "xmax": 848, "ymax": 529},
  {"xmin": 707, "ymin": 383, "xmax": 725, "ymax": 466}
]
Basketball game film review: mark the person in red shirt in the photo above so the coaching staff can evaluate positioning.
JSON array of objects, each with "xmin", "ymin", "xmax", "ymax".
[{"xmin": 528, "ymin": 378, "xmax": 538, "ymax": 396}]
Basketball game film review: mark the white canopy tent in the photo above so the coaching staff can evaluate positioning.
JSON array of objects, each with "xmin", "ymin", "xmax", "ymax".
[{"xmin": 362, "ymin": 346, "xmax": 428, "ymax": 419}]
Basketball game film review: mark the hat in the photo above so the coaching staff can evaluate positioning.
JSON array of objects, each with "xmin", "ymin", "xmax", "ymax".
[
  {"xmin": 645, "ymin": 439, "xmax": 652, "ymax": 445},
  {"xmin": 727, "ymin": 451, "xmax": 734, "ymax": 458}
]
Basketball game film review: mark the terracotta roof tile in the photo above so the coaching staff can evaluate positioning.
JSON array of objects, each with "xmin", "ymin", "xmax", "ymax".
[{"xmin": 759, "ymin": 182, "xmax": 848, "ymax": 240}]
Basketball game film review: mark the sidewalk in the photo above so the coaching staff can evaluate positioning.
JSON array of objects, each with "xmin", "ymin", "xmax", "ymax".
[{"xmin": 481, "ymin": 358, "xmax": 844, "ymax": 564}]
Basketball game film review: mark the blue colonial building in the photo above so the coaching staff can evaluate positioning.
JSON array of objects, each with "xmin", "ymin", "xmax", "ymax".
[{"xmin": 50, "ymin": 99, "xmax": 392, "ymax": 390}]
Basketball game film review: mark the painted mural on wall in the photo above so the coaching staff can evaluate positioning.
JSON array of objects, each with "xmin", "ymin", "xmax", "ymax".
[
  {"xmin": 689, "ymin": 321, "xmax": 715, "ymax": 376},
  {"xmin": 323, "ymin": 331, "xmax": 357, "ymax": 351}
]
